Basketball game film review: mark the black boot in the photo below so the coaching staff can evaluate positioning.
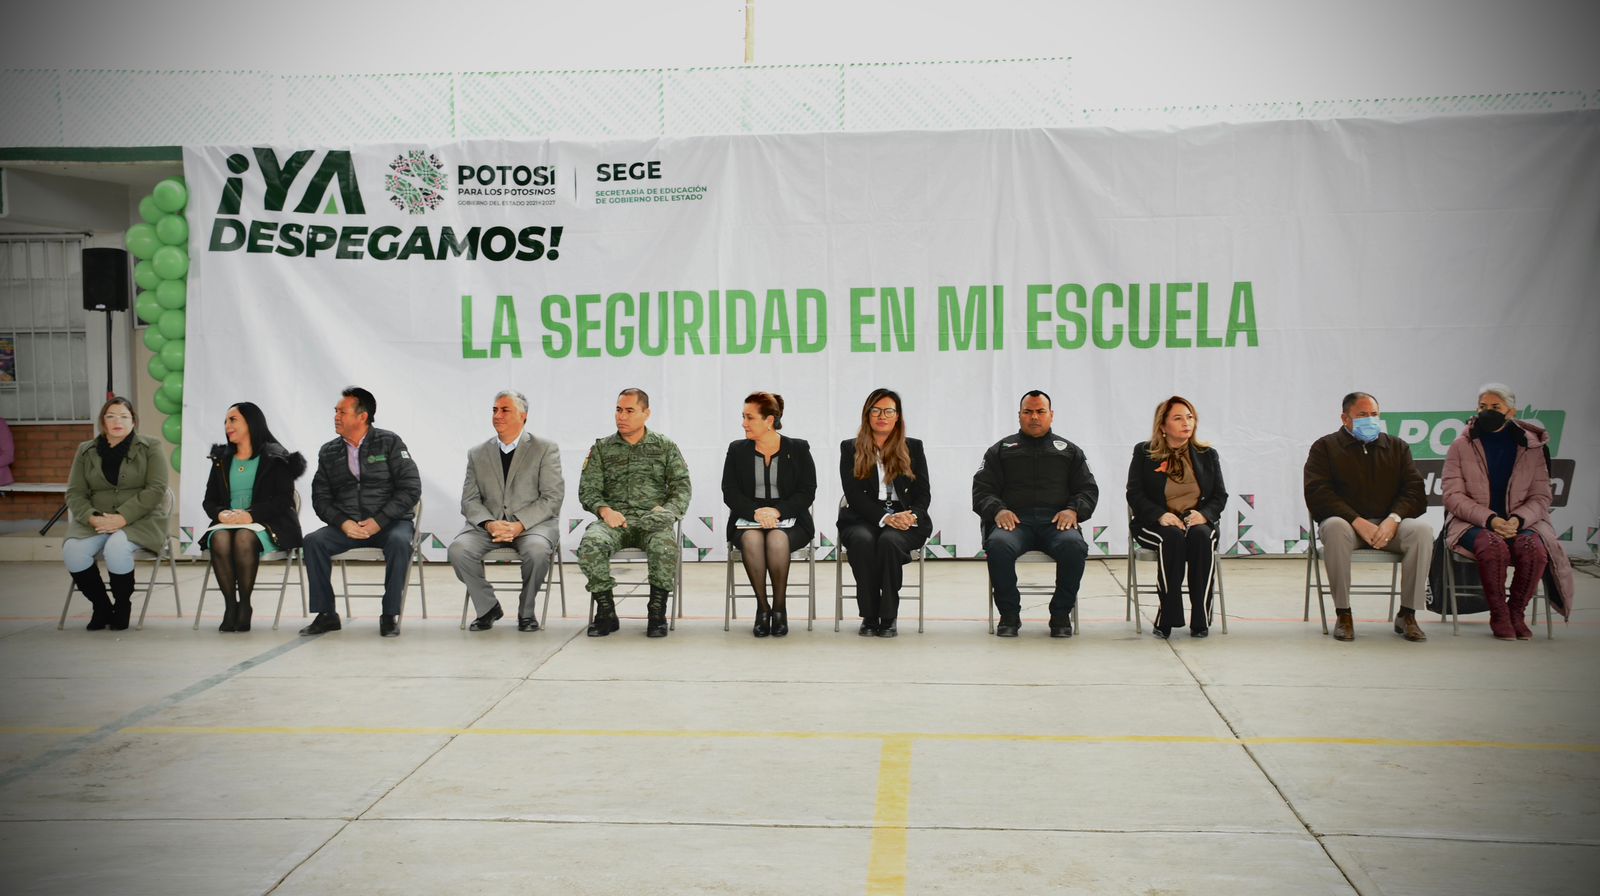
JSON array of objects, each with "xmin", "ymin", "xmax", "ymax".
[
  {"xmin": 218, "ymin": 591, "xmax": 239, "ymax": 633},
  {"xmin": 646, "ymin": 587, "xmax": 670, "ymax": 638},
  {"xmin": 770, "ymin": 606, "xmax": 789, "ymax": 637},
  {"xmin": 587, "ymin": 591, "xmax": 619, "ymax": 637},
  {"xmin": 108, "ymin": 572, "xmax": 136, "ymax": 630},
  {"xmin": 70, "ymin": 568, "xmax": 113, "ymax": 630}
]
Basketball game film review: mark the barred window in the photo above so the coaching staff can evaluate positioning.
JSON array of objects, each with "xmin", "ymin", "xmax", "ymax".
[{"xmin": 0, "ymin": 236, "xmax": 92, "ymax": 423}]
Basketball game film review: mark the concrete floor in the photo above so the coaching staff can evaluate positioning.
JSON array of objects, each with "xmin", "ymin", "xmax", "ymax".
[{"xmin": 0, "ymin": 554, "xmax": 1597, "ymax": 895}]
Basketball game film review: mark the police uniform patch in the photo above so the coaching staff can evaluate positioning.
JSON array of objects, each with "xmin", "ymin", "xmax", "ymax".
[{"xmin": 1053, "ymin": 440, "xmax": 1067, "ymax": 451}]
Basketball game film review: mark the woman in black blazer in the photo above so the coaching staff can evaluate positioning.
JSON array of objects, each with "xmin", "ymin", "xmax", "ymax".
[
  {"xmin": 721, "ymin": 392, "xmax": 817, "ymax": 637},
  {"xmin": 838, "ymin": 388, "xmax": 932, "ymax": 637},
  {"xmin": 1126, "ymin": 396, "xmax": 1228, "ymax": 638}
]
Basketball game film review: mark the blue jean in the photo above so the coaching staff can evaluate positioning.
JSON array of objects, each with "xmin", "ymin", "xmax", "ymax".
[
  {"xmin": 303, "ymin": 521, "xmax": 416, "ymax": 616},
  {"xmin": 984, "ymin": 510, "xmax": 1090, "ymax": 623},
  {"xmin": 63, "ymin": 532, "xmax": 137, "ymax": 575}
]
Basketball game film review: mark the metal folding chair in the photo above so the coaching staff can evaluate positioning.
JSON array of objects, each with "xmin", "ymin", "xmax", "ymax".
[
  {"xmin": 835, "ymin": 523, "xmax": 926, "ymax": 633},
  {"xmin": 193, "ymin": 490, "xmax": 306, "ymax": 630},
  {"xmin": 1126, "ymin": 513, "xmax": 1228, "ymax": 634},
  {"xmin": 584, "ymin": 520, "xmax": 684, "ymax": 630},
  {"xmin": 295, "ymin": 498, "xmax": 429, "ymax": 622},
  {"xmin": 981, "ymin": 524, "xmax": 1080, "ymax": 634},
  {"xmin": 58, "ymin": 487, "xmax": 182, "ymax": 631},
  {"xmin": 457, "ymin": 542, "xmax": 567, "ymax": 630},
  {"xmin": 724, "ymin": 526, "xmax": 817, "ymax": 631},
  {"xmin": 1440, "ymin": 541, "xmax": 1556, "ymax": 639},
  {"xmin": 1303, "ymin": 511, "xmax": 1400, "ymax": 635}
]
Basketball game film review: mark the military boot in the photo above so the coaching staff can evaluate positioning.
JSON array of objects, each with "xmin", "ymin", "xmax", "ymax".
[
  {"xmin": 587, "ymin": 591, "xmax": 619, "ymax": 637},
  {"xmin": 646, "ymin": 587, "xmax": 670, "ymax": 638}
]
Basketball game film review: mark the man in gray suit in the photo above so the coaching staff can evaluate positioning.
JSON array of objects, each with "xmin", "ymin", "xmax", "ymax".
[{"xmin": 448, "ymin": 389, "xmax": 565, "ymax": 632}]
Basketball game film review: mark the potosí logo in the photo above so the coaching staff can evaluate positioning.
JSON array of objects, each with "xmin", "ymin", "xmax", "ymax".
[
  {"xmin": 1380, "ymin": 410, "xmax": 1574, "ymax": 507},
  {"xmin": 207, "ymin": 148, "xmax": 563, "ymax": 262}
]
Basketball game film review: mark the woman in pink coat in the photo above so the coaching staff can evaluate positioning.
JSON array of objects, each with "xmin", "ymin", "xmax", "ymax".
[{"xmin": 1441, "ymin": 383, "xmax": 1574, "ymax": 639}]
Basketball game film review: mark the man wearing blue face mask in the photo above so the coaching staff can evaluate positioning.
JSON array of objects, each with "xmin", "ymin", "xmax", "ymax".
[{"xmin": 1304, "ymin": 391, "xmax": 1432, "ymax": 642}]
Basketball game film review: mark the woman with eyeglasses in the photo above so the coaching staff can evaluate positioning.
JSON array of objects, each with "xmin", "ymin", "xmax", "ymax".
[
  {"xmin": 838, "ymin": 388, "xmax": 932, "ymax": 637},
  {"xmin": 63, "ymin": 396, "xmax": 169, "ymax": 630},
  {"xmin": 1126, "ymin": 395, "xmax": 1228, "ymax": 639},
  {"xmin": 721, "ymin": 391, "xmax": 817, "ymax": 637}
]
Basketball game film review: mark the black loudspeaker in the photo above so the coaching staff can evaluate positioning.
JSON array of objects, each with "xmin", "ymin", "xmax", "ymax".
[{"xmin": 82, "ymin": 247, "xmax": 130, "ymax": 312}]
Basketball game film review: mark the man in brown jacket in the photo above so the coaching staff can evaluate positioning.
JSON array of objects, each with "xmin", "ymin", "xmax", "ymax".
[{"xmin": 1304, "ymin": 391, "xmax": 1432, "ymax": 642}]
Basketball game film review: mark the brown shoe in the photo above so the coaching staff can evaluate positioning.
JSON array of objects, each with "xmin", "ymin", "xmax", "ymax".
[
  {"xmin": 1332, "ymin": 609, "xmax": 1354, "ymax": 642},
  {"xmin": 1394, "ymin": 608, "xmax": 1427, "ymax": 642}
]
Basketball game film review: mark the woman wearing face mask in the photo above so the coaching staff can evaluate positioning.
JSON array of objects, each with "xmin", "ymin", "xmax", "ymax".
[
  {"xmin": 201, "ymin": 402, "xmax": 307, "ymax": 632},
  {"xmin": 63, "ymin": 397, "xmax": 169, "ymax": 630},
  {"xmin": 838, "ymin": 388, "xmax": 931, "ymax": 637},
  {"xmin": 1440, "ymin": 384, "xmax": 1574, "ymax": 639},
  {"xmin": 721, "ymin": 391, "xmax": 816, "ymax": 637},
  {"xmin": 1126, "ymin": 396, "xmax": 1228, "ymax": 638}
]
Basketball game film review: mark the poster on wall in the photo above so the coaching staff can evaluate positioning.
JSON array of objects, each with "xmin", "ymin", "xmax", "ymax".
[{"xmin": 179, "ymin": 113, "xmax": 1600, "ymax": 561}]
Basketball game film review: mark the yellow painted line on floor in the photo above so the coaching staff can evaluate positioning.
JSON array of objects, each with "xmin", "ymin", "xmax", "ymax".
[
  {"xmin": 0, "ymin": 726, "xmax": 98, "ymax": 735},
  {"xmin": 107, "ymin": 725, "xmax": 1600, "ymax": 753},
  {"xmin": 867, "ymin": 735, "xmax": 913, "ymax": 896}
]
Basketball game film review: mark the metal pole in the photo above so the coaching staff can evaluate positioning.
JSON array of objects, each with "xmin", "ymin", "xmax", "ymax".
[{"xmin": 744, "ymin": 0, "xmax": 755, "ymax": 64}]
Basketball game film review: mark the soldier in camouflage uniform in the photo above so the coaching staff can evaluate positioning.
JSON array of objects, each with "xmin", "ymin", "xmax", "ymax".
[{"xmin": 577, "ymin": 388, "xmax": 692, "ymax": 637}]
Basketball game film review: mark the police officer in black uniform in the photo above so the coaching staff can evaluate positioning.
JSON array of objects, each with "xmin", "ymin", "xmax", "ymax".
[{"xmin": 973, "ymin": 390, "xmax": 1099, "ymax": 638}]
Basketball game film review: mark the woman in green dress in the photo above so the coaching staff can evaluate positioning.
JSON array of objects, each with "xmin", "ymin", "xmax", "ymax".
[{"xmin": 202, "ymin": 402, "xmax": 306, "ymax": 631}]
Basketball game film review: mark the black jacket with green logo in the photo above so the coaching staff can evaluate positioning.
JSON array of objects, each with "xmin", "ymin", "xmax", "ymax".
[{"xmin": 311, "ymin": 427, "xmax": 421, "ymax": 530}]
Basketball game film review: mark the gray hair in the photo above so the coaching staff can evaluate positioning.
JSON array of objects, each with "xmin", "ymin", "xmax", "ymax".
[
  {"xmin": 494, "ymin": 389, "xmax": 529, "ymax": 414},
  {"xmin": 1477, "ymin": 383, "xmax": 1517, "ymax": 410}
]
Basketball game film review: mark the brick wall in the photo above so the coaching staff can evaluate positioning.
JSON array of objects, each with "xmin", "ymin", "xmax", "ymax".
[{"xmin": 1, "ymin": 423, "xmax": 93, "ymax": 520}]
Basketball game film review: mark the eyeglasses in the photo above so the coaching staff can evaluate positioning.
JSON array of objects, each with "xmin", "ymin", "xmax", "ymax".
[{"xmin": 867, "ymin": 408, "xmax": 899, "ymax": 419}]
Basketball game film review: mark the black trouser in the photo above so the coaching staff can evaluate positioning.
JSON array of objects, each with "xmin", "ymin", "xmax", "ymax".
[
  {"xmin": 839, "ymin": 520, "xmax": 930, "ymax": 625},
  {"xmin": 1133, "ymin": 522, "xmax": 1216, "ymax": 632}
]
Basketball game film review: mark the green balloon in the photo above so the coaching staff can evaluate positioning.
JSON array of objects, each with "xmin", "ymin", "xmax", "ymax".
[
  {"xmin": 135, "ymin": 290, "xmax": 163, "ymax": 325},
  {"xmin": 134, "ymin": 260, "xmax": 160, "ymax": 291},
  {"xmin": 125, "ymin": 223, "xmax": 160, "ymax": 260},
  {"xmin": 162, "ymin": 414, "xmax": 183, "ymax": 444},
  {"xmin": 157, "ymin": 308, "xmax": 186, "ymax": 340},
  {"xmin": 152, "ymin": 178, "xmax": 188, "ymax": 213},
  {"xmin": 160, "ymin": 370, "xmax": 185, "ymax": 403},
  {"xmin": 151, "ymin": 245, "xmax": 189, "ymax": 280},
  {"xmin": 142, "ymin": 326, "xmax": 166, "ymax": 353},
  {"xmin": 155, "ymin": 279, "xmax": 186, "ymax": 310},
  {"xmin": 155, "ymin": 214, "xmax": 188, "ymax": 246},
  {"xmin": 159, "ymin": 338, "xmax": 186, "ymax": 371},
  {"xmin": 147, "ymin": 354, "xmax": 169, "ymax": 381},
  {"xmin": 153, "ymin": 389, "xmax": 182, "ymax": 416},
  {"xmin": 170, "ymin": 449, "xmax": 182, "ymax": 472},
  {"xmin": 138, "ymin": 196, "xmax": 163, "ymax": 225}
]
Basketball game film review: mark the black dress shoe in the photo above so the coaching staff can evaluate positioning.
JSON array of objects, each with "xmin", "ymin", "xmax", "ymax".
[
  {"xmin": 876, "ymin": 621, "xmax": 898, "ymax": 638},
  {"xmin": 858, "ymin": 620, "xmax": 878, "ymax": 637},
  {"xmin": 469, "ymin": 602, "xmax": 504, "ymax": 631},
  {"xmin": 753, "ymin": 610, "xmax": 771, "ymax": 638},
  {"xmin": 995, "ymin": 617, "xmax": 1021, "ymax": 638},
  {"xmin": 1049, "ymin": 625, "xmax": 1073, "ymax": 638},
  {"xmin": 770, "ymin": 609, "xmax": 789, "ymax": 637},
  {"xmin": 1190, "ymin": 627, "xmax": 1209, "ymax": 639},
  {"xmin": 379, "ymin": 615, "xmax": 400, "ymax": 637},
  {"xmin": 299, "ymin": 612, "xmax": 342, "ymax": 636},
  {"xmin": 1152, "ymin": 628, "xmax": 1170, "ymax": 640},
  {"xmin": 517, "ymin": 616, "xmax": 540, "ymax": 632}
]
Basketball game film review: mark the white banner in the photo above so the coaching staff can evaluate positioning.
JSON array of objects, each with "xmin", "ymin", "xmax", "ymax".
[{"xmin": 180, "ymin": 113, "xmax": 1600, "ymax": 563}]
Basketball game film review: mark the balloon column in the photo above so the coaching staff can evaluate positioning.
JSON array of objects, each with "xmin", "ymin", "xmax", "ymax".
[{"xmin": 127, "ymin": 177, "xmax": 189, "ymax": 472}]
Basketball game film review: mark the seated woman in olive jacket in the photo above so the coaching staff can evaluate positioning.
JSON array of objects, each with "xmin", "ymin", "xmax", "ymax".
[
  {"xmin": 721, "ymin": 392, "xmax": 816, "ymax": 637},
  {"xmin": 201, "ymin": 402, "xmax": 307, "ymax": 633},
  {"xmin": 838, "ymin": 388, "xmax": 931, "ymax": 638},
  {"xmin": 1126, "ymin": 395, "xmax": 1228, "ymax": 638},
  {"xmin": 63, "ymin": 396, "xmax": 169, "ymax": 631}
]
